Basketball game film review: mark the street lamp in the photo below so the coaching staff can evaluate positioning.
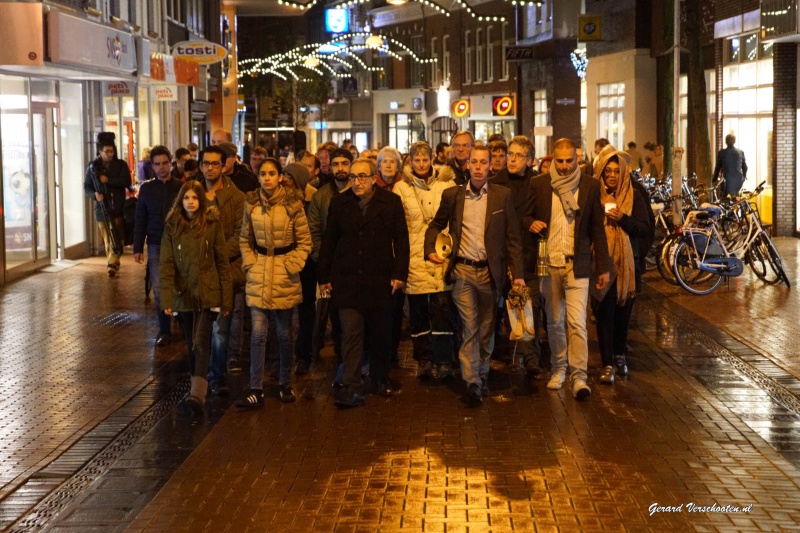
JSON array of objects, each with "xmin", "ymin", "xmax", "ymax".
[{"xmin": 365, "ymin": 34, "xmax": 385, "ymax": 48}]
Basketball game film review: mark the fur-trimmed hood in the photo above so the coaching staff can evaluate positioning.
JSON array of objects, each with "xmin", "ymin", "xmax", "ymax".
[{"xmin": 401, "ymin": 163, "xmax": 455, "ymax": 186}]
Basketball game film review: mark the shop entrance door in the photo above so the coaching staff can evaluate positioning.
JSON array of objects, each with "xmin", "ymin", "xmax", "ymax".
[{"xmin": 32, "ymin": 106, "xmax": 57, "ymax": 263}]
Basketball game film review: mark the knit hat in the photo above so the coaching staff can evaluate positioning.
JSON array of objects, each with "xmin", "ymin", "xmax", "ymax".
[
  {"xmin": 283, "ymin": 163, "xmax": 310, "ymax": 191},
  {"xmin": 330, "ymin": 147, "xmax": 353, "ymax": 163},
  {"xmin": 218, "ymin": 142, "xmax": 238, "ymax": 158}
]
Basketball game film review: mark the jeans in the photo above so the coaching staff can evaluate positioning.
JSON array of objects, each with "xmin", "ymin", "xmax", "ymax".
[
  {"xmin": 209, "ymin": 309, "xmax": 231, "ymax": 386},
  {"xmin": 451, "ymin": 264, "xmax": 497, "ymax": 386},
  {"xmin": 408, "ymin": 292, "xmax": 455, "ymax": 365},
  {"xmin": 339, "ymin": 307, "xmax": 391, "ymax": 387},
  {"xmin": 540, "ymin": 263, "xmax": 590, "ymax": 382},
  {"xmin": 147, "ymin": 244, "xmax": 172, "ymax": 337},
  {"xmin": 178, "ymin": 310, "xmax": 215, "ymax": 379},
  {"xmin": 592, "ymin": 280, "xmax": 635, "ymax": 367},
  {"xmin": 97, "ymin": 216, "xmax": 124, "ymax": 267},
  {"xmin": 227, "ymin": 291, "xmax": 245, "ymax": 359},
  {"xmin": 296, "ymin": 258, "xmax": 317, "ymax": 363},
  {"xmin": 249, "ymin": 307, "xmax": 294, "ymax": 389}
]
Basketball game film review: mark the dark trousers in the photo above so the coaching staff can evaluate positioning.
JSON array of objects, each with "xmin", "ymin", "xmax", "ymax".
[
  {"xmin": 407, "ymin": 292, "xmax": 455, "ymax": 365},
  {"xmin": 592, "ymin": 280, "xmax": 635, "ymax": 368},
  {"xmin": 389, "ymin": 290, "xmax": 405, "ymax": 358},
  {"xmin": 339, "ymin": 307, "xmax": 391, "ymax": 387},
  {"xmin": 177, "ymin": 310, "xmax": 215, "ymax": 378},
  {"xmin": 296, "ymin": 258, "xmax": 317, "ymax": 363}
]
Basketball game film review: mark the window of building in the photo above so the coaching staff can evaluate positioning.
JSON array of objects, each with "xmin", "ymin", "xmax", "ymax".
[
  {"xmin": 431, "ymin": 116, "xmax": 458, "ymax": 146},
  {"xmin": 679, "ymin": 71, "xmax": 717, "ymax": 177},
  {"xmin": 430, "ymin": 37, "xmax": 439, "ymax": 87},
  {"xmin": 534, "ymin": 89, "xmax": 548, "ymax": 158},
  {"xmin": 501, "ymin": 22, "xmax": 510, "ymax": 81},
  {"xmin": 597, "ymin": 82, "xmax": 625, "ymax": 149},
  {"xmin": 410, "ymin": 35, "xmax": 425, "ymax": 88},
  {"xmin": 373, "ymin": 55, "xmax": 392, "ymax": 90},
  {"xmin": 385, "ymin": 113, "xmax": 424, "ymax": 153},
  {"xmin": 475, "ymin": 29, "xmax": 483, "ymax": 83},
  {"xmin": 166, "ymin": 0, "xmax": 185, "ymax": 23},
  {"xmin": 486, "ymin": 27, "xmax": 494, "ymax": 82},
  {"xmin": 464, "ymin": 31, "xmax": 472, "ymax": 84},
  {"xmin": 442, "ymin": 35, "xmax": 451, "ymax": 86}
]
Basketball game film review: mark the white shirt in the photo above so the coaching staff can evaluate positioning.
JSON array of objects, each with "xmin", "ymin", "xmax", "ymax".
[
  {"xmin": 547, "ymin": 189, "xmax": 578, "ymax": 267},
  {"xmin": 459, "ymin": 183, "xmax": 488, "ymax": 261}
]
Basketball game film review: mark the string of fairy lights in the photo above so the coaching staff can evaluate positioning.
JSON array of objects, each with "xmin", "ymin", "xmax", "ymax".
[{"xmin": 239, "ymin": 32, "xmax": 437, "ymax": 81}]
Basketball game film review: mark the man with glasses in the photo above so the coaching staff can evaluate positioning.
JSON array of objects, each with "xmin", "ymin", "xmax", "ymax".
[
  {"xmin": 448, "ymin": 130, "xmax": 474, "ymax": 185},
  {"xmin": 133, "ymin": 145, "xmax": 183, "ymax": 346},
  {"xmin": 318, "ymin": 158, "xmax": 410, "ymax": 408},
  {"xmin": 492, "ymin": 136, "xmax": 542, "ymax": 376},
  {"xmin": 200, "ymin": 145, "xmax": 245, "ymax": 395},
  {"xmin": 84, "ymin": 132, "xmax": 132, "ymax": 277}
]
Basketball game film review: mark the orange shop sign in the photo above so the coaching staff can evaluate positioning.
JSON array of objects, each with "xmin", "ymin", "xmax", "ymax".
[
  {"xmin": 150, "ymin": 53, "xmax": 199, "ymax": 87},
  {"xmin": 172, "ymin": 40, "xmax": 227, "ymax": 65}
]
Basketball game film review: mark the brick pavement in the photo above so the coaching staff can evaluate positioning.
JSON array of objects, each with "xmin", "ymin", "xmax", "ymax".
[{"xmin": 0, "ymin": 241, "xmax": 799, "ymax": 531}]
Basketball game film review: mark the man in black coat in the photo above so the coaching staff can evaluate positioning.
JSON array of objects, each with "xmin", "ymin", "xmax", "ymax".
[
  {"xmin": 492, "ymin": 135, "xmax": 541, "ymax": 375},
  {"xmin": 133, "ymin": 145, "xmax": 183, "ymax": 346},
  {"xmin": 318, "ymin": 158, "xmax": 410, "ymax": 408},
  {"xmin": 523, "ymin": 138, "xmax": 610, "ymax": 400},
  {"xmin": 424, "ymin": 145, "xmax": 525, "ymax": 407},
  {"xmin": 83, "ymin": 132, "xmax": 132, "ymax": 277}
]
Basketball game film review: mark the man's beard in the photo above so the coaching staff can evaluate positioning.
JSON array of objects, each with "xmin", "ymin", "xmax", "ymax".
[{"xmin": 334, "ymin": 172, "xmax": 348, "ymax": 182}]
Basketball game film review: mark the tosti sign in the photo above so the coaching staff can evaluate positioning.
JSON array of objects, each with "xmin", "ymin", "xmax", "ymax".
[{"xmin": 171, "ymin": 40, "xmax": 227, "ymax": 65}]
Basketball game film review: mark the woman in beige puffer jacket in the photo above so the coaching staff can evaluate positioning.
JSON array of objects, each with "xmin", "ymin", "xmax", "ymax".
[
  {"xmin": 393, "ymin": 141, "xmax": 457, "ymax": 380},
  {"xmin": 237, "ymin": 158, "xmax": 312, "ymax": 408}
]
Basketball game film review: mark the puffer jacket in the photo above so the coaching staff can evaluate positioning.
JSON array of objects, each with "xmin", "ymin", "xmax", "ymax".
[
  {"xmin": 159, "ymin": 208, "xmax": 233, "ymax": 313},
  {"xmin": 241, "ymin": 186, "xmax": 312, "ymax": 310},
  {"xmin": 393, "ymin": 165, "xmax": 456, "ymax": 294}
]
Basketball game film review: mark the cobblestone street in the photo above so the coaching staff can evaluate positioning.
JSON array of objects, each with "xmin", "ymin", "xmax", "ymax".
[{"xmin": 1, "ymin": 240, "xmax": 799, "ymax": 531}]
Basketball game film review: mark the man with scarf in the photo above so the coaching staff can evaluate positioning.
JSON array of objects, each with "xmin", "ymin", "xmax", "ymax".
[{"xmin": 523, "ymin": 138, "xmax": 610, "ymax": 400}]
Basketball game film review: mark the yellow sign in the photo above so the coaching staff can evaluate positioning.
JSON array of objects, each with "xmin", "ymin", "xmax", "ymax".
[
  {"xmin": 578, "ymin": 15, "xmax": 602, "ymax": 41},
  {"xmin": 172, "ymin": 40, "xmax": 227, "ymax": 65}
]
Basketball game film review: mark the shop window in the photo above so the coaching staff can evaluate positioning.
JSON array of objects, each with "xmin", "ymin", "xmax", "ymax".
[
  {"xmin": 385, "ymin": 113, "xmax": 423, "ymax": 153},
  {"xmin": 597, "ymin": 82, "xmax": 625, "ymax": 150}
]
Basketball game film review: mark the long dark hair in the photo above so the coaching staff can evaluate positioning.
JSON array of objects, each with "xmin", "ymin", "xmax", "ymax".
[{"xmin": 166, "ymin": 181, "xmax": 211, "ymax": 236}]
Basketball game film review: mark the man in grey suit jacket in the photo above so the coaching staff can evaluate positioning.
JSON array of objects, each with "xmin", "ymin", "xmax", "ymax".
[
  {"xmin": 524, "ymin": 138, "xmax": 610, "ymax": 400},
  {"xmin": 425, "ymin": 145, "xmax": 525, "ymax": 407}
]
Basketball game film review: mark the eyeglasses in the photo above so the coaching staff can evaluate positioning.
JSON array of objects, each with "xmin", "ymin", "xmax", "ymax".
[
  {"xmin": 453, "ymin": 143, "xmax": 472, "ymax": 149},
  {"xmin": 100, "ymin": 149, "xmax": 115, "ymax": 155},
  {"xmin": 348, "ymin": 173, "xmax": 373, "ymax": 183},
  {"xmin": 201, "ymin": 161, "xmax": 222, "ymax": 168},
  {"xmin": 507, "ymin": 152, "xmax": 528, "ymax": 160}
]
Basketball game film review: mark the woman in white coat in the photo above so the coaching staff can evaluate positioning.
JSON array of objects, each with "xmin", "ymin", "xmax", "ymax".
[{"xmin": 393, "ymin": 141, "xmax": 457, "ymax": 379}]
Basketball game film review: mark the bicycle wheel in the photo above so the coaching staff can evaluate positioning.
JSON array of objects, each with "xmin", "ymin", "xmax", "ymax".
[
  {"xmin": 657, "ymin": 233, "xmax": 681, "ymax": 285},
  {"xmin": 672, "ymin": 238, "xmax": 723, "ymax": 295},
  {"xmin": 646, "ymin": 221, "xmax": 670, "ymax": 271},
  {"xmin": 764, "ymin": 236, "xmax": 791, "ymax": 288},
  {"xmin": 748, "ymin": 235, "xmax": 779, "ymax": 284}
]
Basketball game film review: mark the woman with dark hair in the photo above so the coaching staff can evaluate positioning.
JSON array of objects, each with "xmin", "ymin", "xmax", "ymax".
[
  {"xmin": 591, "ymin": 151, "xmax": 651, "ymax": 384},
  {"xmin": 236, "ymin": 157, "xmax": 312, "ymax": 408},
  {"xmin": 160, "ymin": 180, "xmax": 233, "ymax": 415},
  {"xmin": 537, "ymin": 155, "xmax": 553, "ymax": 176}
]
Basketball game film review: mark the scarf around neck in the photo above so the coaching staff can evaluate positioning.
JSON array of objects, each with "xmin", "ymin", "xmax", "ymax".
[
  {"xmin": 598, "ymin": 151, "xmax": 636, "ymax": 305},
  {"xmin": 549, "ymin": 163, "xmax": 581, "ymax": 217}
]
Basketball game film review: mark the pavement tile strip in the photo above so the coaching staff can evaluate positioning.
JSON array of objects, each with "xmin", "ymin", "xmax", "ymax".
[{"xmin": 0, "ymin": 243, "xmax": 797, "ymax": 531}]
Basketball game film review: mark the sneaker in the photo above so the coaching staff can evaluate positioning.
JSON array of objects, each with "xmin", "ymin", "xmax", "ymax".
[
  {"xmin": 547, "ymin": 368, "xmax": 567, "ymax": 390},
  {"xmin": 572, "ymin": 378, "xmax": 591, "ymax": 400},
  {"xmin": 480, "ymin": 377, "xmax": 490, "ymax": 398},
  {"xmin": 334, "ymin": 390, "xmax": 365, "ymax": 408},
  {"xmin": 227, "ymin": 357, "xmax": 242, "ymax": 373},
  {"xmin": 464, "ymin": 383, "xmax": 482, "ymax": 407},
  {"xmin": 155, "ymin": 333, "xmax": 172, "ymax": 347},
  {"xmin": 295, "ymin": 359, "xmax": 310, "ymax": 376},
  {"xmin": 417, "ymin": 360, "xmax": 434, "ymax": 380},
  {"xmin": 107, "ymin": 266, "xmax": 116, "ymax": 277},
  {"xmin": 235, "ymin": 389, "xmax": 264, "ymax": 409},
  {"xmin": 436, "ymin": 363, "xmax": 454, "ymax": 380},
  {"xmin": 615, "ymin": 354, "xmax": 629, "ymax": 376},
  {"xmin": 279, "ymin": 385, "xmax": 296, "ymax": 403},
  {"xmin": 599, "ymin": 366, "xmax": 615, "ymax": 385}
]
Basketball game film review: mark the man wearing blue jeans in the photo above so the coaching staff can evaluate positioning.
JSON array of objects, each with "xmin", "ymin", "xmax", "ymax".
[
  {"xmin": 425, "ymin": 145, "xmax": 525, "ymax": 407},
  {"xmin": 133, "ymin": 145, "xmax": 182, "ymax": 346}
]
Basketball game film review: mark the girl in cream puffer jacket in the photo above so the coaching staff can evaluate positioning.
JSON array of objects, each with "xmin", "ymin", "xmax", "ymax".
[{"xmin": 238, "ymin": 158, "xmax": 312, "ymax": 406}]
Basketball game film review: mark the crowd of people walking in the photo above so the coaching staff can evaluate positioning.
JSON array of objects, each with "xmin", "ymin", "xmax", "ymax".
[{"xmin": 85, "ymin": 128, "xmax": 658, "ymax": 414}]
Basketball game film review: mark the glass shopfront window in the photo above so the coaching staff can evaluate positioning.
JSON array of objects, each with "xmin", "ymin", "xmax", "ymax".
[
  {"xmin": 384, "ymin": 113, "xmax": 423, "ymax": 153},
  {"xmin": 471, "ymin": 120, "xmax": 515, "ymax": 143},
  {"xmin": 60, "ymin": 82, "xmax": 86, "ymax": 251},
  {"xmin": 598, "ymin": 82, "xmax": 625, "ymax": 149}
]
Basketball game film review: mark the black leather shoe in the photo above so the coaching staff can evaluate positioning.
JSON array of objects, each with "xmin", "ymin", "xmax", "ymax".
[
  {"xmin": 374, "ymin": 377, "xmax": 394, "ymax": 397},
  {"xmin": 524, "ymin": 359, "xmax": 542, "ymax": 377},
  {"xmin": 209, "ymin": 381, "xmax": 229, "ymax": 396},
  {"xmin": 465, "ymin": 383, "xmax": 482, "ymax": 407},
  {"xmin": 481, "ymin": 377, "xmax": 490, "ymax": 398},
  {"xmin": 279, "ymin": 385, "xmax": 296, "ymax": 403},
  {"xmin": 155, "ymin": 334, "xmax": 172, "ymax": 347},
  {"xmin": 295, "ymin": 359, "xmax": 310, "ymax": 376},
  {"xmin": 417, "ymin": 360, "xmax": 433, "ymax": 380},
  {"xmin": 334, "ymin": 390, "xmax": 365, "ymax": 408}
]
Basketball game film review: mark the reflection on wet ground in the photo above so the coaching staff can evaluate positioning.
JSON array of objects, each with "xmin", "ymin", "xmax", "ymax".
[{"xmin": 0, "ymin": 240, "xmax": 799, "ymax": 531}]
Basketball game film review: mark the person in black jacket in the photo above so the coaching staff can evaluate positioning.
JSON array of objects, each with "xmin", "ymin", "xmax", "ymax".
[
  {"xmin": 591, "ymin": 150, "xmax": 652, "ymax": 384},
  {"xmin": 83, "ymin": 132, "xmax": 132, "ymax": 277},
  {"xmin": 317, "ymin": 157, "xmax": 410, "ymax": 408},
  {"xmin": 133, "ymin": 145, "xmax": 183, "ymax": 346}
]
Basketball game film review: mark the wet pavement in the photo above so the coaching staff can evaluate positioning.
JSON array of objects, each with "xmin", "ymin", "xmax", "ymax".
[{"xmin": 0, "ymin": 239, "xmax": 798, "ymax": 531}]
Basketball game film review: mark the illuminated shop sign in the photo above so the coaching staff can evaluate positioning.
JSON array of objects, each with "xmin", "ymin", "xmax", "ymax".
[
  {"xmin": 452, "ymin": 99, "xmax": 470, "ymax": 118},
  {"xmin": 492, "ymin": 96, "xmax": 514, "ymax": 116}
]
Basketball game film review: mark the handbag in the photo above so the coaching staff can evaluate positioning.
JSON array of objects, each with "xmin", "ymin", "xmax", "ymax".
[{"xmin": 505, "ymin": 283, "xmax": 536, "ymax": 342}]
